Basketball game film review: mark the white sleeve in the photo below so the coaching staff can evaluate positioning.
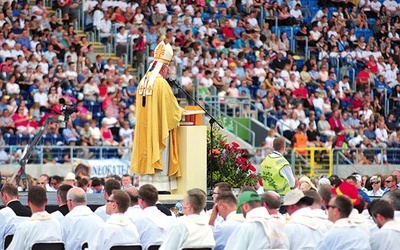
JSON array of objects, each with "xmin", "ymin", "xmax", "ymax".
[{"xmin": 280, "ymin": 165, "xmax": 295, "ymax": 187}]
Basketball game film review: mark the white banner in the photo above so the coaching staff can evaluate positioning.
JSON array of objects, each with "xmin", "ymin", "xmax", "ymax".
[{"xmin": 72, "ymin": 158, "xmax": 131, "ymax": 178}]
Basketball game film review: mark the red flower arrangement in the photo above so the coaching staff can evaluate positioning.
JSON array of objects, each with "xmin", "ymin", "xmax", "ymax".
[{"xmin": 207, "ymin": 127, "xmax": 260, "ymax": 188}]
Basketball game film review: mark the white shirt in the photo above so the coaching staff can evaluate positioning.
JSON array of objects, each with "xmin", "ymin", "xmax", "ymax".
[
  {"xmin": 211, "ymin": 211, "xmax": 244, "ymax": 250},
  {"xmin": 200, "ymin": 77, "xmax": 213, "ymax": 88},
  {"xmin": 375, "ymin": 127, "xmax": 389, "ymax": 142},
  {"xmin": 370, "ymin": 220, "xmax": 400, "ymax": 250},
  {"xmin": 33, "ymin": 92, "xmax": 49, "ymax": 107},
  {"xmin": 383, "ymin": 0, "xmax": 398, "ymax": 12},
  {"xmin": 0, "ymin": 49, "xmax": 11, "ymax": 59},
  {"xmin": 130, "ymin": 206, "xmax": 173, "ymax": 249},
  {"xmin": 160, "ymin": 214, "xmax": 215, "ymax": 250},
  {"xmin": 60, "ymin": 205, "xmax": 104, "ymax": 250},
  {"xmin": 313, "ymin": 97, "xmax": 324, "ymax": 110},
  {"xmin": 155, "ymin": 3, "xmax": 168, "ymax": 14},
  {"xmin": 286, "ymin": 207, "xmax": 330, "ymax": 250},
  {"xmin": 359, "ymin": 0, "xmax": 371, "ymax": 10},
  {"xmin": 94, "ymin": 205, "xmax": 109, "ymax": 222},
  {"xmin": 7, "ymin": 211, "xmax": 63, "ymax": 250},
  {"xmin": 225, "ymin": 207, "xmax": 286, "ymax": 250},
  {"xmin": 98, "ymin": 19, "xmax": 112, "ymax": 37},
  {"xmin": 290, "ymin": 8, "xmax": 302, "ymax": 19},
  {"xmin": 125, "ymin": 205, "xmax": 143, "ymax": 219},
  {"xmin": 0, "ymin": 207, "xmax": 16, "ymax": 249},
  {"xmin": 316, "ymin": 218, "xmax": 371, "ymax": 250},
  {"xmin": 89, "ymin": 213, "xmax": 140, "ymax": 250},
  {"xmin": 370, "ymin": 0, "xmax": 382, "ymax": 12},
  {"xmin": 116, "ymin": 32, "xmax": 128, "ymax": 44}
]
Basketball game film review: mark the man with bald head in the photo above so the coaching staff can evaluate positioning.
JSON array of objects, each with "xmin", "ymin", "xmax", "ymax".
[{"xmin": 60, "ymin": 187, "xmax": 104, "ymax": 250}]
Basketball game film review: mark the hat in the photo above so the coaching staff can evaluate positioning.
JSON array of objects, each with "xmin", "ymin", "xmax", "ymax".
[
  {"xmin": 65, "ymin": 172, "xmax": 76, "ymax": 180},
  {"xmin": 153, "ymin": 41, "xmax": 173, "ymax": 65},
  {"xmin": 331, "ymin": 182, "xmax": 360, "ymax": 205},
  {"xmin": 282, "ymin": 189, "xmax": 314, "ymax": 206},
  {"xmin": 138, "ymin": 41, "xmax": 173, "ymax": 96},
  {"xmin": 50, "ymin": 105, "xmax": 62, "ymax": 115},
  {"xmin": 299, "ymin": 175, "xmax": 317, "ymax": 190},
  {"xmin": 229, "ymin": 62, "xmax": 237, "ymax": 67},
  {"xmin": 236, "ymin": 191, "xmax": 260, "ymax": 213}
]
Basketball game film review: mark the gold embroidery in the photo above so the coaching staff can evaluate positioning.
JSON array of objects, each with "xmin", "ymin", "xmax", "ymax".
[{"xmin": 154, "ymin": 43, "xmax": 165, "ymax": 60}]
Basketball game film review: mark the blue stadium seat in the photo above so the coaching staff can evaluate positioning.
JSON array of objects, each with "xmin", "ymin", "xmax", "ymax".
[
  {"xmin": 309, "ymin": 7, "xmax": 319, "ymax": 18},
  {"xmin": 104, "ymin": 148, "xmax": 118, "ymax": 159},
  {"xmin": 4, "ymin": 134, "xmax": 17, "ymax": 145},
  {"xmin": 90, "ymin": 148, "xmax": 101, "ymax": 159},
  {"xmin": 367, "ymin": 18, "xmax": 376, "ymax": 25},
  {"xmin": 51, "ymin": 148, "xmax": 64, "ymax": 163},
  {"xmin": 309, "ymin": 0, "xmax": 318, "ymax": 6},
  {"xmin": 279, "ymin": 26, "xmax": 293, "ymax": 39},
  {"xmin": 53, "ymin": 134, "xmax": 64, "ymax": 144},
  {"xmin": 354, "ymin": 28, "xmax": 364, "ymax": 39},
  {"xmin": 89, "ymin": 102, "xmax": 101, "ymax": 113},
  {"xmin": 363, "ymin": 29, "xmax": 373, "ymax": 41},
  {"xmin": 17, "ymin": 134, "xmax": 31, "ymax": 145},
  {"xmin": 41, "ymin": 134, "xmax": 53, "ymax": 145},
  {"xmin": 201, "ymin": 13, "xmax": 211, "ymax": 20},
  {"xmin": 93, "ymin": 112, "xmax": 105, "ymax": 127}
]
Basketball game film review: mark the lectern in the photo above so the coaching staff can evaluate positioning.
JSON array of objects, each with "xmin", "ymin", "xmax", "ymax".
[{"xmin": 159, "ymin": 125, "xmax": 207, "ymax": 200}]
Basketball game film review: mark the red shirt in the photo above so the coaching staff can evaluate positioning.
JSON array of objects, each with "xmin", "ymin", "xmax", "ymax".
[
  {"xmin": 12, "ymin": 114, "xmax": 28, "ymax": 127},
  {"xmin": 366, "ymin": 61, "xmax": 378, "ymax": 75},
  {"xmin": 350, "ymin": 98, "xmax": 363, "ymax": 110},
  {"xmin": 102, "ymin": 96, "xmax": 112, "ymax": 112},
  {"xmin": 357, "ymin": 71, "xmax": 370, "ymax": 85},
  {"xmin": 98, "ymin": 85, "xmax": 108, "ymax": 98},
  {"xmin": 328, "ymin": 116, "xmax": 344, "ymax": 131},
  {"xmin": 221, "ymin": 27, "xmax": 235, "ymax": 39},
  {"xmin": 293, "ymin": 88, "xmax": 309, "ymax": 99}
]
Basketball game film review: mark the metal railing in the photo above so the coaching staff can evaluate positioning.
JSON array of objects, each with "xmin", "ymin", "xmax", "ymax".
[
  {"xmin": 86, "ymin": 31, "xmax": 95, "ymax": 45},
  {"xmin": 291, "ymin": 147, "xmax": 333, "ymax": 177},
  {"xmin": 0, "ymin": 145, "xmax": 131, "ymax": 165},
  {"xmin": 203, "ymin": 96, "xmax": 256, "ymax": 146},
  {"xmin": 103, "ymin": 43, "xmax": 111, "ymax": 59},
  {"xmin": 56, "ymin": 8, "xmax": 62, "ymax": 23}
]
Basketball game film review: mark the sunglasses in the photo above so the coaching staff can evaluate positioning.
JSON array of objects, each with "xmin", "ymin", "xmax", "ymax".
[{"xmin": 372, "ymin": 181, "xmax": 380, "ymax": 185}]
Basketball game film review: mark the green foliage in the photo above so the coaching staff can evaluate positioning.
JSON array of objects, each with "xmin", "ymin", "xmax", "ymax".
[{"xmin": 207, "ymin": 124, "xmax": 260, "ymax": 188}]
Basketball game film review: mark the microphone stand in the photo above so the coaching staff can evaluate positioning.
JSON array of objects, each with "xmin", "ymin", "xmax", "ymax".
[
  {"xmin": 8, "ymin": 117, "xmax": 55, "ymax": 190},
  {"xmin": 167, "ymin": 79, "xmax": 224, "ymax": 193}
]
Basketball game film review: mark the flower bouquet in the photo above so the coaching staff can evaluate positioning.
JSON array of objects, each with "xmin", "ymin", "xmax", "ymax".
[{"xmin": 207, "ymin": 125, "xmax": 260, "ymax": 188}]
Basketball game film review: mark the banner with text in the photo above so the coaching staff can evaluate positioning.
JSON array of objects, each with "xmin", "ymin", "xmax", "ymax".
[{"xmin": 72, "ymin": 158, "xmax": 131, "ymax": 178}]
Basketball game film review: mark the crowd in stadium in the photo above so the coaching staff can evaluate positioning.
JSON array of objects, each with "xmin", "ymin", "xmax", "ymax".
[{"xmin": 0, "ymin": 0, "xmax": 397, "ymax": 164}]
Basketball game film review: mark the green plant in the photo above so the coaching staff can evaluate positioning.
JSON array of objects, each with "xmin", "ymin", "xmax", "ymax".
[{"xmin": 207, "ymin": 125, "xmax": 260, "ymax": 188}]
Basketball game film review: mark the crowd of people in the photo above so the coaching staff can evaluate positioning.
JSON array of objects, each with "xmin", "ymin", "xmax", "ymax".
[
  {"xmin": 1, "ymin": 165, "xmax": 400, "ymax": 249},
  {"xmin": 0, "ymin": 0, "xmax": 398, "ymax": 166}
]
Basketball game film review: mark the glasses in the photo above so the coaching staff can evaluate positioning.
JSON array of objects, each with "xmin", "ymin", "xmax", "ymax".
[
  {"xmin": 106, "ymin": 199, "xmax": 115, "ymax": 203},
  {"xmin": 385, "ymin": 180, "xmax": 393, "ymax": 183},
  {"xmin": 372, "ymin": 181, "xmax": 380, "ymax": 185},
  {"xmin": 326, "ymin": 204, "xmax": 337, "ymax": 209}
]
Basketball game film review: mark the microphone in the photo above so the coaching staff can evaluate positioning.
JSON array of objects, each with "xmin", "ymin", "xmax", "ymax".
[{"xmin": 166, "ymin": 78, "xmax": 178, "ymax": 88}]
